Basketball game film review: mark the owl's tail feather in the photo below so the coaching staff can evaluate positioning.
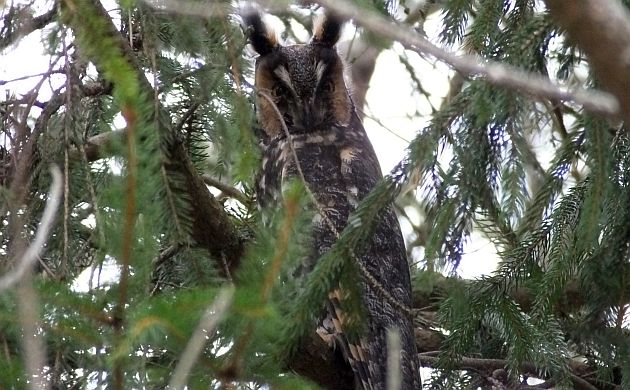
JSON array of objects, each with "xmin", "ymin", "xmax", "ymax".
[{"xmin": 316, "ymin": 291, "xmax": 375, "ymax": 390}]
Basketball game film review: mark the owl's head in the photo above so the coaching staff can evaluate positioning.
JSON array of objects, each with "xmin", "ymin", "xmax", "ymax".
[{"xmin": 243, "ymin": 10, "xmax": 353, "ymax": 138}]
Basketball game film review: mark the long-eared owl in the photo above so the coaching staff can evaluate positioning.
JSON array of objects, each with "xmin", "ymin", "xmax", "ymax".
[{"xmin": 244, "ymin": 9, "xmax": 421, "ymax": 390}]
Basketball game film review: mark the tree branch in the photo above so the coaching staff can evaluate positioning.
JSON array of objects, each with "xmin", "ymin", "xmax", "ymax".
[
  {"xmin": 168, "ymin": 287, "xmax": 235, "ymax": 390},
  {"xmin": 0, "ymin": 6, "xmax": 57, "ymax": 50},
  {"xmin": 545, "ymin": 0, "xmax": 630, "ymax": 125},
  {"xmin": 418, "ymin": 356, "xmax": 600, "ymax": 390},
  {"xmin": 312, "ymin": 0, "xmax": 619, "ymax": 119},
  {"xmin": 62, "ymin": 0, "xmax": 245, "ymax": 276},
  {"xmin": 0, "ymin": 166, "xmax": 63, "ymax": 291}
]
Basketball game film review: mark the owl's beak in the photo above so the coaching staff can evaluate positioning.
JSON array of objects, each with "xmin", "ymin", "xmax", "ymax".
[
  {"xmin": 301, "ymin": 103, "xmax": 314, "ymax": 129},
  {"xmin": 300, "ymin": 97, "xmax": 318, "ymax": 129}
]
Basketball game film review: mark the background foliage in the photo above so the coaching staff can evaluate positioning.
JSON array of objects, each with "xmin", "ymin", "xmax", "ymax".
[{"xmin": 0, "ymin": 0, "xmax": 629, "ymax": 389}]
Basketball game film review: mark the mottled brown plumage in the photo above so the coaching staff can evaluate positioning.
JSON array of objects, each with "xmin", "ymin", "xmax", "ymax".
[{"xmin": 244, "ymin": 9, "xmax": 421, "ymax": 389}]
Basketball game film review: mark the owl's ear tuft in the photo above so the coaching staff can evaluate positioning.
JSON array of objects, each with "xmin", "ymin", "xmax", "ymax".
[
  {"xmin": 312, "ymin": 11, "xmax": 344, "ymax": 47},
  {"xmin": 242, "ymin": 9, "xmax": 278, "ymax": 56}
]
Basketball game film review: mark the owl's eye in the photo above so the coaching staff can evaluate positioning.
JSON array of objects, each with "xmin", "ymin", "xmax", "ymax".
[
  {"xmin": 272, "ymin": 83, "xmax": 287, "ymax": 98},
  {"xmin": 319, "ymin": 81, "xmax": 334, "ymax": 93}
]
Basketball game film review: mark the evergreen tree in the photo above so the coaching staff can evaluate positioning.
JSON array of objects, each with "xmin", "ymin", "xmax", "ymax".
[{"xmin": 0, "ymin": 0, "xmax": 628, "ymax": 388}]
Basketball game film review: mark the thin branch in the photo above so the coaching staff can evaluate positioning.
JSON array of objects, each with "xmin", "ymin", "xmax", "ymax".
[
  {"xmin": 0, "ymin": 166, "xmax": 63, "ymax": 292},
  {"xmin": 201, "ymin": 174, "xmax": 248, "ymax": 204},
  {"xmin": 0, "ymin": 6, "xmax": 58, "ymax": 50},
  {"xmin": 167, "ymin": 287, "xmax": 234, "ymax": 390},
  {"xmin": 312, "ymin": 0, "xmax": 619, "ymax": 119},
  {"xmin": 0, "ymin": 68, "xmax": 65, "ymax": 86},
  {"xmin": 418, "ymin": 355, "xmax": 599, "ymax": 390},
  {"xmin": 6, "ymin": 166, "xmax": 62, "ymax": 390}
]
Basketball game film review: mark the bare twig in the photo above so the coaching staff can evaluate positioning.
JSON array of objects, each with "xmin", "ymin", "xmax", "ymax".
[
  {"xmin": 0, "ymin": 69, "xmax": 65, "ymax": 86},
  {"xmin": 0, "ymin": 166, "xmax": 63, "ymax": 292},
  {"xmin": 168, "ymin": 287, "xmax": 234, "ymax": 390},
  {"xmin": 0, "ymin": 6, "xmax": 57, "ymax": 50},
  {"xmin": 202, "ymin": 174, "xmax": 248, "ymax": 204}
]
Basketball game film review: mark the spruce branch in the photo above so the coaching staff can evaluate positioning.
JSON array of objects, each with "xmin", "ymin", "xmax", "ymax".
[
  {"xmin": 0, "ymin": 5, "xmax": 57, "ymax": 50},
  {"xmin": 62, "ymin": 0, "xmax": 245, "ymax": 277}
]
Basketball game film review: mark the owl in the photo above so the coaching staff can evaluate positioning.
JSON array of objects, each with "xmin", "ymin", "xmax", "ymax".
[{"xmin": 244, "ymin": 9, "xmax": 421, "ymax": 390}]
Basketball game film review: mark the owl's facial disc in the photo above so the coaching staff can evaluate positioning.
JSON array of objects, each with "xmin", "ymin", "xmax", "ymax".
[
  {"xmin": 246, "ymin": 11, "xmax": 351, "ymax": 137},
  {"xmin": 268, "ymin": 45, "xmax": 342, "ymax": 131}
]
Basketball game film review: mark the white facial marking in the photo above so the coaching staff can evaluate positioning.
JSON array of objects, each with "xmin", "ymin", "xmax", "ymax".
[
  {"xmin": 315, "ymin": 60, "xmax": 326, "ymax": 84},
  {"xmin": 274, "ymin": 66, "xmax": 294, "ymax": 90}
]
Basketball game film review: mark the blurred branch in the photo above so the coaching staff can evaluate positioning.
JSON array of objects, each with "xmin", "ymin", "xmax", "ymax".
[
  {"xmin": 0, "ymin": 6, "xmax": 57, "ymax": 50},
  {"xmin": 0, "ymin": 166, "xmax": 62, "ymax": 291},
  {"xmin": 545, "ymin": 0, "xmax": 630, "ymax": 125},
  {"xmin": 6, "ymin": 166, "xmax": 62, "ymax": 390},
  {"xmin": 168, "ymin": 287, "xmax": 235, "ymax": 390},
  {"xmin": 313, "ymin": 0, "xmax": 620, "ymax": 119}
]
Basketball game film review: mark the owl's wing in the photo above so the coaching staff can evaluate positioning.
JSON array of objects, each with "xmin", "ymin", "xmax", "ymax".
[
  {"xmin": 335, "ymin": 120, "xmax": 421, "ymax": 390},
  {"xmin": 293, "ymin": 123, "xmax": 419, "ymax": 389},
  {"xmin": 258, "ymin": 123, "xmax": 419, "ymax": 389},
  {"xmin": 286, "ymin": 130, "xmax": 377, "ymax": 390}
]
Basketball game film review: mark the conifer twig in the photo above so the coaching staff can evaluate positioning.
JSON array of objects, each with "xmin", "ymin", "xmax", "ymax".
[{"xmin": 168, "ymin": 287, "xmax": 235, "ymax": 390}]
